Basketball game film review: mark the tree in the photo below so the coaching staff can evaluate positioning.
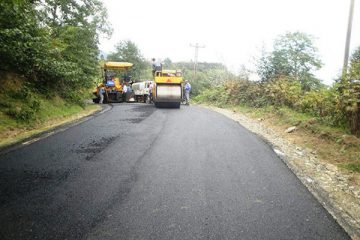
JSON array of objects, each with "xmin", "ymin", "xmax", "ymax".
[
  {"xmin": 237, "ymin": 64, "xmax": 251, "ymax": 81},
  {"xmin": 171, "ymin": 61, "xmax": 231, "ymax": 96},
  {"xmin": 163, "ymin": 58, "xmax": 172, "ymax": 68},
  {"xmin": 37, "ymin": 0, "xmax": 111, "ymax": 96},
  {"xmin": 349, "ymin": 46, "xmax": 360, "ymax": 78},
  {"xmin": 345, "ymin": 46, "xmax": 360, "ymax": 135},
  {"xmin": 107, "ymin": 40, "xmax": 147, "ymax": 79},
  {"xmin": 257, "ymin": 32, "xmax": 323, "ymax": 91},
  {"xmin": 0, "ymin": 0, "xmax": 111, "ymax": 103},
  {"xmin": 38, "ymin": 0, "xmax": 112, "ymax": 37}
]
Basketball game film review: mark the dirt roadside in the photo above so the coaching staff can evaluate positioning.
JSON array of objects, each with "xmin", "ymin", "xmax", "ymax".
[{"xmin": 203, "ymin": 105, "xmax": 360, "ymax": 240}]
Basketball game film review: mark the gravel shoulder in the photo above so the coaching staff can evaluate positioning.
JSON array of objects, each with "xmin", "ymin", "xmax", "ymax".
[{"xmin": 203, "ymin": 105, "xmax": 360, "ymax": 240}]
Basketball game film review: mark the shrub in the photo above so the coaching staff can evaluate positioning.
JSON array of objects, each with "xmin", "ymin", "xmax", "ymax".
[
  {"xmin": 196, "ymin": 76, "xmax": 349, "ymax": 130},
  {"xmin": 264, "ymin": 77, "xmax": 302, "ymax": 107}
]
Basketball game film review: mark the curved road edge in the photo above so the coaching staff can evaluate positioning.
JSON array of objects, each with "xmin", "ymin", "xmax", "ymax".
[
  {"xmin": 0, "ymin": 104, "xmax": 112, "ymax": 156},
  {"xmin": 201, "ymin": 104, "xmax": 360, "ymax": 240}
]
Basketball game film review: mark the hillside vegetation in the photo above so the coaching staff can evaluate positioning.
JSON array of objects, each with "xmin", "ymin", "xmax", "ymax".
[
  {"xmin": 0, "ymin": 0, "xmax": 109, "ymax": 144},
  {"xmin": 193, "ymin": 32, "xmax": 359, "ymax": 135}
]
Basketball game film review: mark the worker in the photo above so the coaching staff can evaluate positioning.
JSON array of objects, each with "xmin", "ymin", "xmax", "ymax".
[
  {"xmin": 127, "ymin": 84, "xmax": 132, "ymax": 93},
  {"xmin": 184, "ymin": 80, "xmax": 191, "ymax": 105},
  {"xmin": 123, "ymin": 83, "xmax": 128, "ymax": 102},
  {"xmin": 152, "ymin": 58, "xmax": 162, "ymax": 76},
  {"xmin": 151, "ymin": 58, "xmax": 156, "ymax": 76},
  {"xmin": 99, "ymin": 86, "xmax": 105, "ymax": 104},
  {"xmin": 148, "ymin": 81, "xmax": 154, "ymax": 103}
]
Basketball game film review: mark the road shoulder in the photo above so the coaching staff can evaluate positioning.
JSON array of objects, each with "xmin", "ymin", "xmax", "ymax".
[
  {"xmin": 202, "ymin": 105, "xmax": 360, "ymax": 240},
  {"xmin": 0, "ymin": 104, "xmax": 110, "ymax": 154}
]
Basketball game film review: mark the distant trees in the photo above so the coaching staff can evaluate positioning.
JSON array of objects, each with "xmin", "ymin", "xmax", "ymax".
[
  {"xmin": 257, "ymin": 32, "xmax": 323, "ymax": 91},
  {"xmin": 169, "ymin": 61, "xmax": 232, "ymax": 96},
  {"xmin": 107, "ymin": 40, "xmax": 147, "ymax": 80}
]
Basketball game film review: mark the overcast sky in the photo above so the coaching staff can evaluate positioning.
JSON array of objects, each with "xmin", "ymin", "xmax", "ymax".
[{"xmin": 99, "ymin": 0, "xmax": 360, "ymax": 85}]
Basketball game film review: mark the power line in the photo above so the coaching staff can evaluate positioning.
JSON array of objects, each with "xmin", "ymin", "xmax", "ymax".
[{"xmin": 190, "ymin": 43, "xmax": 205, "ymax": 80}]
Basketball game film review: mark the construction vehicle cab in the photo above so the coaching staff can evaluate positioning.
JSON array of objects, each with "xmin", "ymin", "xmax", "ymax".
[
  {"xmin": 93, "ymin": 62, "xmax": 133, "ymax": 103},
  {"xmin": 152, "ymin": 69, "xmax": 183, "ymax": 108}
]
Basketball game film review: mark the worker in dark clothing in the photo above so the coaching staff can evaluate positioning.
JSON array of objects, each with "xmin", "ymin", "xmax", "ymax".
[{"xmin": 152, "ymin": 58, "xmax": 162, "ymax": 76}]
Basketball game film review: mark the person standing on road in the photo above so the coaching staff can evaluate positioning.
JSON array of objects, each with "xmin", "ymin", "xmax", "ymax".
[
  {"xmin": 123, "ymin": 83, "xmax": 128, "ymax": 102},
  {"xmin": 99, "ymin": 86, "xmax": 105, "ymax": 104},
  {"xmin": 148, "ymin": 81, "xmax": 154, "ymax": 103},
  {"xmin": 184, "ymin": 80, "xmax": 191, "ymax": 105}
]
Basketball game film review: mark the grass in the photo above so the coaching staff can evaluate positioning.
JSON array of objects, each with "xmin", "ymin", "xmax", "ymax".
[
  {"xmin": 341, "ymin": 162, "xmax": 360, "ymax": 173},
  {"xmin": 0, "ymin": 90, "xmax": 100, "ymax": 148}
]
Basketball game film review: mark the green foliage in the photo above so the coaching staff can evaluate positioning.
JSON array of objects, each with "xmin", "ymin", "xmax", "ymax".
[
  {"xmin": 194, "ymin": 86, "xmax": 228, "ymax": 107},
  {"xmin": 345, "ymin": 46, "xmax": 360, "ymax": 135},
  {"xmin": 6, "ymin": 104, "xmax": 38, "ymax": 122},
  {"xmin": 38, "ymin": 0, "xmax": 112, "ymax": 37},
  {"xmin": 299, "ymin": 86, "xmax": 346, "ymax": 126},
  {"xmin": 0, "ymin": 88, "xmax": 97, "ymax": 139},
  {"xmin": 265, "ymin": 77, "xmax": 302, "ymax": 107},
  {"xmin": 0, "ymin": 0, "xmax": 43, "ymax": 74},
  {"xmin": 341, "ymin": 162, "xmax": 360, "ymax": 173},
  {"xmin": 350, "ymin": 46, "xmax": 360, "ymax": 78},
  {"xmin": 0, "ymin": 0, "xmax": 111, "ymax": 104},
  {"xmin": 2, "ymin": 85, "xmax": 41, "ymax": 122},
  {"xmin": 257, "ymin": 32, "xmax": 323, "ymax": 91},
  {"xmin": 107, "ymin": 40, "xmax": 147, "ymax": 80},
  {"xmin": 196, "ymin": 76, "xmax": 348, "ymax": 129},
  {"xmin": 172, "ymin": 61, "xmax": 232, "ymax": 96}
]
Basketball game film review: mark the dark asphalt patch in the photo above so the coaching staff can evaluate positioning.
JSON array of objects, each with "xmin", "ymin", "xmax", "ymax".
[
  {"xmin": 117, "ymin": 104, "xmax": 156, "ymax": 124},
  {"xmin": 73, "ymin": 136, "xmax": 118, "ymax": 161},
  {"xmin": 119, "ymin": 118, "xmax": 145, "ymax": 123},
  {"xmin": 129, "ymin": 104, "xmax": 156, "ymax": 117}
]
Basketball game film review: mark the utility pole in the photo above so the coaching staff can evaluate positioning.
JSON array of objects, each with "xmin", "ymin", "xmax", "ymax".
[
  {"xmin": 342, "ymin": 0, "xmax": 355, "ymax": 79},
  {"xmin": 190, "ymin": 43, "xmax": 205, "ymax": 80}
]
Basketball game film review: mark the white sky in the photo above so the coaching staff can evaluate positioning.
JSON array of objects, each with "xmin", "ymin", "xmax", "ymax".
[{"xmin": 99, "ymin": 0, "xmax": 360, "ymax": 85}]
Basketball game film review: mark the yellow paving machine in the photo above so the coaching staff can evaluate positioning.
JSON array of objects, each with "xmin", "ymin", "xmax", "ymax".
[{"xmin": 93, "ymin": 62, "xmax": 133, "ymax": 103}]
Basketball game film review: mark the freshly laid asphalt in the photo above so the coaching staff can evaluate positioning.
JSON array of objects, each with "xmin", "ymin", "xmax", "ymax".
[{"xmin": 0, "ymin": 104, "xmax": 350, "ymax": 240}]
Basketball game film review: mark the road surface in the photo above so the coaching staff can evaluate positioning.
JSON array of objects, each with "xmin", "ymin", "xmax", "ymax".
[{"xmin": 0, "ymin": 104, "xmax": 350, "ymax": 240}]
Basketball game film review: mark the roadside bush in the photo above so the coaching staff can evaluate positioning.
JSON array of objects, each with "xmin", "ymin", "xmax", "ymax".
[
  {"xmin": 264, "ymin": 77, "xmax": 302, "ymax": 108},
  {"xmin": 222, "ymin": 80, "xmax": 267, "ymax": 107},
  {"xmin": 2, "ymin": 83, "xmax": 41, "ymax": 122},
  {"xmin": 196, "ymin": 76, "xmax": 349, "ymax": 130},
  {"xmin": 5, "ymin": 97, "xmax": 40, "ymax": 122},
  {"xmin": 6, "ymin": 106, "xmax": 36, "ymax": 122},
  {"xmin": 299, "ymin": 87, "xmax": 346, "ymax": 126},
  {"xmin": 194, "ymin": 86, "xmax": 228, "ymax": 106}
]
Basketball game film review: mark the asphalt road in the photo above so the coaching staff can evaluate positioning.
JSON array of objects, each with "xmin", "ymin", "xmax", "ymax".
[{"xmin": 0, "ymin": 104, "xmax": 350, "ymax": 240}]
